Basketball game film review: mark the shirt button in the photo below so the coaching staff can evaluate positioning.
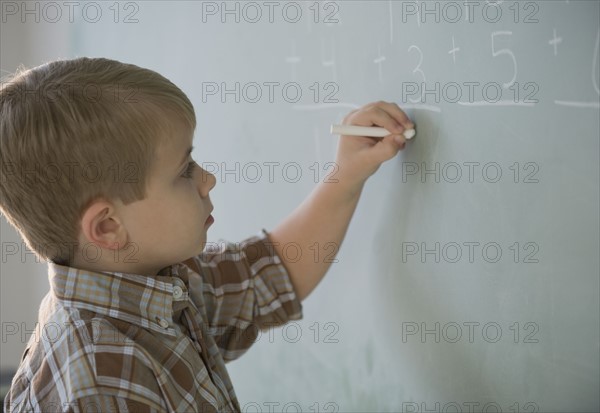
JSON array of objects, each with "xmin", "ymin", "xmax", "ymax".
[
  {"xmin": 157, "ymin": 318, "xmax": 169, "ymax": 329},
  {"xmin": 173, "ymin": 286, "xmax": 183, "ymax": 300}
]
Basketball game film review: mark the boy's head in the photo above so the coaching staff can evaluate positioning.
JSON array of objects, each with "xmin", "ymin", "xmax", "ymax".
[{"xmin": 0, "ymin": 57, "xmax": 216, "ymax": 274}]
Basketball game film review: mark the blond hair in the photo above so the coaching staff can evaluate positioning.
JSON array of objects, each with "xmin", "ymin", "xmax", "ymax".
[{"xmin": 0, "ymin": 57, "xmax": 196, "ymax": 265}]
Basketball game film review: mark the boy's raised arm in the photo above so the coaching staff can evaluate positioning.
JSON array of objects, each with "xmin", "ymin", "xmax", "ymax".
[{"xmin": 268, "ymin": 101, "xmax": 414, "ymax": 301}]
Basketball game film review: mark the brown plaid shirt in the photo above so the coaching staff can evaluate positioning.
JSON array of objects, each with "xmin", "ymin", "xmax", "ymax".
[{"xmin": 4, "ymin": 229, "xmax": 303, "ymax": 412}]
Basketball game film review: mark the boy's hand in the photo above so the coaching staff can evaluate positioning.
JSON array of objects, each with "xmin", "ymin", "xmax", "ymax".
[
  {"xmin": 271, "ymin": 101, "xmax": 414, "ymax": 300},
  {"xmin": 333, "ymin": 101, "xmax": 414, "ymax": 193}
]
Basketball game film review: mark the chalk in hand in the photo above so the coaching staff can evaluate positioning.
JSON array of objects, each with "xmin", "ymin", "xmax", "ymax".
[{"xmin": 330, "ymin": 124, "xmax": 416, "ymax": 140}]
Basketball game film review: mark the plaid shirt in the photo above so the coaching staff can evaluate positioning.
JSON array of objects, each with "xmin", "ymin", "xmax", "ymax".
[{"xmin": 4, "ymin": 229, "xmax": 303, "ymax": 413}]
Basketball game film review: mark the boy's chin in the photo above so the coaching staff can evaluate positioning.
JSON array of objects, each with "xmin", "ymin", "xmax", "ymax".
[{"xmin": 195, "ymin": 238, "xmax": 208, "ymax": 255}]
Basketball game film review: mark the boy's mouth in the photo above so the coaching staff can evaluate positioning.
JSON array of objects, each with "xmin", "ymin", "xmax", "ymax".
[{"xmin": 205, "ymin": 212, "xmax": 214, "ymax": 226}]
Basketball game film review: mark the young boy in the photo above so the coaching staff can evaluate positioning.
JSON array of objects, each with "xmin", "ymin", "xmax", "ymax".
[{"xmin": 0, "ymin": 57, "xmax": 413, "ymax": 412}]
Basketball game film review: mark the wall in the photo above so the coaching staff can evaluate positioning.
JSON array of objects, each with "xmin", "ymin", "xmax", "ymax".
[{"xmin": 1, "ymin": 1, "xmax": 598, "ymax": 411}]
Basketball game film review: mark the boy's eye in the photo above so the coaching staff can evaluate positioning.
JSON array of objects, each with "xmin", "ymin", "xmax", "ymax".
[{"xmin": 181, "ymin": 161, "xmax": 196, "ymax": 179}]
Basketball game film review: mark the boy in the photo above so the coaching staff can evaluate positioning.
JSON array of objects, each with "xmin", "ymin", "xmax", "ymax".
[{"xmin": 0, "ymin": 57, "xmax": 413, "ymax": 412}]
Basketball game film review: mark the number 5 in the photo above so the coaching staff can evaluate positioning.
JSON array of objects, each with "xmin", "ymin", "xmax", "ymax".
[{"xmin": 492, "ymin": 31, "xmax": 517, "ymax": 88}]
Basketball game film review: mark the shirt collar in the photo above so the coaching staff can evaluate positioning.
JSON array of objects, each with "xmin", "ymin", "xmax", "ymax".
[{"xmin": 47, "ymin": 262, "xmax": 190, "ymax": 336}]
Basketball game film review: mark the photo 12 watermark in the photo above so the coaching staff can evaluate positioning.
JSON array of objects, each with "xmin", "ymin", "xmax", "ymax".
[
  {"xmin": 209, "ymin": 321, "xmax": 340, "ymax": 345},
  {"xmin": 199, "ymin": 161, "xmax": 340, "ymax": 184},
  {"xmin": 401, "ymin": 241, "xmax": 540, "ymax": 264},
  {"xmin": 399, "ymin": 1, "xmax": 540, "ymax": 25},
  {"xmin": 1, "ymin": 160, "xmax": 141, "ymax": 186},
  {"xmin": 1, "ymin": 241, "xmax": 140, "ymax": 265},
  {"xmin": 401, "ymin": 321, "xmax": 540, "ymax": 344},
  {"xmin": 1, "ymin": 320, "xmax": 340, "ymax": 346},
  {"xmin": 200, "ymin": 81, "xmax": 339, "ymax": 104},
  {"xmin": 200, "ymin": 1, "xmax": 340, "ymax": 24},
  {"xmin": 2, "ymin": 239, "xmax": 342, "ymax": 265},
  {"xmin": 1, "ymin": 1, "xmax": 140, "ymax": 24},
  {"xmin": 401, "ymin": 400, "xmax": 540, "ymax": 413},
  {"xmin": 238, "ymin": 401, "xmax": 339, "ymax": 413},
  {"xmin": 0, "ymin": 80, "xmax": 139, "ymax": 103},
  {"xmin": 400, "ymin": 161, "xmax": 540, "ymax": 184},
  {"xmin": 3, "ymin": 399, "xmax": 340, "ymax": 413},
  {"xmin": 401, "ymin": 81, "xmax": 539, "ymax": 105}
]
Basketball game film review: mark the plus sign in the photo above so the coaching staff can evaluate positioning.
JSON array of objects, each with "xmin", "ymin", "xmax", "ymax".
[
  {"xmin": 549, "ymin": 28, "xmax": 563, "ymax": 57},
  {"xmin": 321, "ymin": 38, "xmax": 337, "ymax": 82},
  {"xmin": 448, "ymin": 36, "xmax": 460, "ymax": 64},
  {"xmin": 285, "ymin": 41, "xmax": 301, "ymax": 82}
]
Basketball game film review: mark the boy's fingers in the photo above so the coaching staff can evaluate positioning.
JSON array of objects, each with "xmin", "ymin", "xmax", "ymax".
[
  {"xmin": 343, "ymin": 101, "xmax": 414, "ymax": 137},
  {"xmin": 373, "ymin": 135, "xmax": 402, "ymax": 162},
  {"xmin": 344, "ymin": 105, "xmax": 400, "ymax": 134},
  {"xmin": 365, "ymin": 105, "xmax": 406, "ymax": 135},
  {"xmin": 377, "ymin": 101, "xmax": 414, "ymax": 129},
  {"xmin": 366, "ymin": 101, "xmax": 414, "ymax": 129},
  {"xmin": 388, "ymin": 102, "xmax": 414, "ymax": 129},
  {"xmin": 394, "ymin": 134, "xmax": 406, "ymax": 145},
  {"xmin": 342, "ymin": 109, "xmax": 359, "ymax": 124}
]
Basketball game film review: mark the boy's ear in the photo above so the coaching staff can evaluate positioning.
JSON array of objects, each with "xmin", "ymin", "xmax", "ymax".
[{"xmin": 79, "ymin": 199, "xmax": 128, "ymax": 250}]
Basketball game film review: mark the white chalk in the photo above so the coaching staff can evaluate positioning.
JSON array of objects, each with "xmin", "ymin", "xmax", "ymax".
[
  {"xmin": 404, "ymin": 129, "xmax": 416, "ymax": 139},
  {"xmin": 330, "ymin": 124, "xmax": 416, "ymax": 140}
]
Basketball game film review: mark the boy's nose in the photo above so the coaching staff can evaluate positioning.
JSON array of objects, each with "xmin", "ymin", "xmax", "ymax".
[{"xmin": 197, "ymin": 169, "xmax": 216, "ymax": 197}]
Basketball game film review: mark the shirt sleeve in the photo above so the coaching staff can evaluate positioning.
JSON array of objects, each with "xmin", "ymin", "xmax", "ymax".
[
  {"xmin": 66, "ymin": 395, "xmax": 166, "ymax": 413},
  {"xmin": 183, "ymin": 228, "xmax": 303, "ymax": 361}
]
